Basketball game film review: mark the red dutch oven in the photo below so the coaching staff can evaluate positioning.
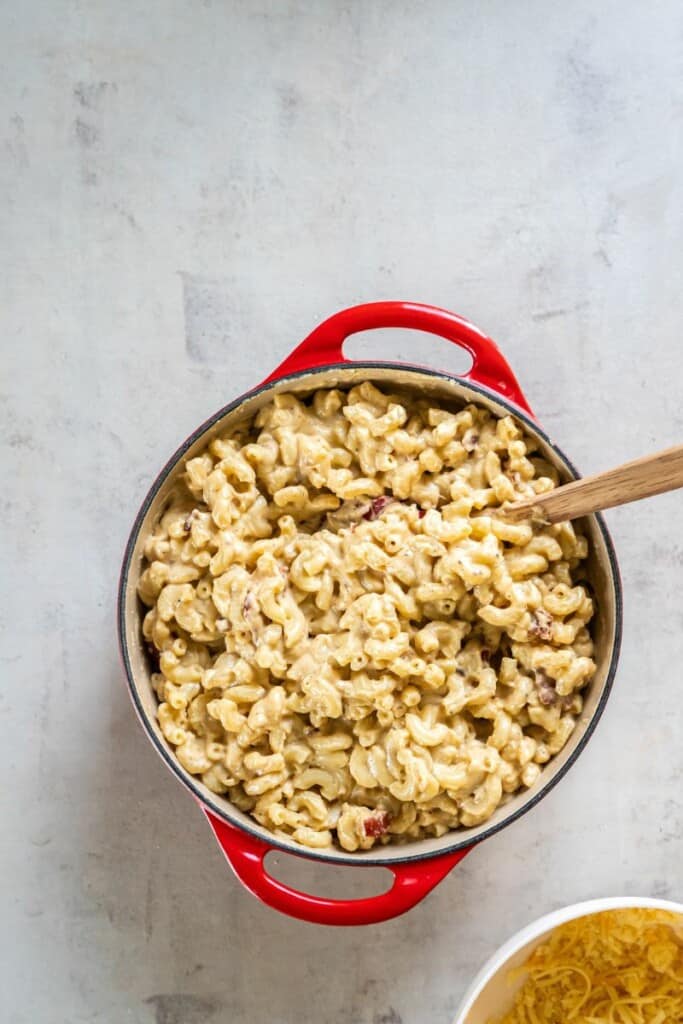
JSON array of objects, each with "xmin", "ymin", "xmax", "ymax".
[{"xmin": 118, "ymin": 302, "xmax": 622, "ymax": 926}]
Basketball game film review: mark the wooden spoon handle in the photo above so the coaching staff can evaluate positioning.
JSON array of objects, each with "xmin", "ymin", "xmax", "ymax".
[{"xmin": 505, "ymin": 443, "xmax": 683, "ymax": 523}]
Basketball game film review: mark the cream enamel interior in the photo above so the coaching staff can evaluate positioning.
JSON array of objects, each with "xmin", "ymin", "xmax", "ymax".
[{"xmin": 120, "ymin": 364, "xmax": 620, "ymax": 865}]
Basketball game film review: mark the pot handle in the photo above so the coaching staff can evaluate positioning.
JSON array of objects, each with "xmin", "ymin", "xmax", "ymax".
[
  {"xmin": 262, "ymin": 301, "xmax": 533, "ymax": 415},
  {"xmin": 203, "ymin": 808, "xmax": 472, "ymax": 926}
]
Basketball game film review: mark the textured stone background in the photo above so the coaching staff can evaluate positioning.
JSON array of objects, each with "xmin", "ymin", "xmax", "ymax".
[{"xmin": 2, "ymin": 2, "xmax": 682, "ymax": 1022}]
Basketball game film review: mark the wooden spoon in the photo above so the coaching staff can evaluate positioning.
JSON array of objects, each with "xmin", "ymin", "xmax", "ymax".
[{"xmin": 503, "ymin": 444, "xmax": 683, "ymax": 524}]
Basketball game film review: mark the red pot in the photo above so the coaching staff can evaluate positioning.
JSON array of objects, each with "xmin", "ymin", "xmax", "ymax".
[{"xmin": 118, "ymin": 302, "xmax": 621, "ymax": 926}]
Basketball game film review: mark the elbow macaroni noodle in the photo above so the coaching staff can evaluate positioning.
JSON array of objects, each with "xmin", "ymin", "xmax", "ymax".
[{"xmin": 138, "ymin": 383, "xmax": 595, "ymax": 852}]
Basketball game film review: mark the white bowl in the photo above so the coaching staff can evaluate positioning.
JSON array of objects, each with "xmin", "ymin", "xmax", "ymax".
[{"xmin": 453, "ymin": 896, "xmax": 683, "ymax": 1024}]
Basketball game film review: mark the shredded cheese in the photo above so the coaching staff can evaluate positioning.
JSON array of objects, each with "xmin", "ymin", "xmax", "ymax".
[{"xmin": 488, "ymin": 909, "xmax": 683, "ymax": 1024}]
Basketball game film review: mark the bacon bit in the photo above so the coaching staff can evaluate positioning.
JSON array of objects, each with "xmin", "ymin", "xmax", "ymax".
[
  {"xmin": 363, "ymin": 811, "xmax": 391, "ymax": 838},
  {"xmin": 242, "ymin": 593, "xmax": 255, "ymax": 616},
  {"xmin": 183, "ymin": 518, "xmax": 192, "ymax": 532},
  {"xmin": 535, "ymin": 670, "xmax": 558, "ymax": 706},
  {"xmin": 537, "ymin": 683, "xmax": 557, "ymax": 707},
  {"xmin": 363, "ymin": 496, "xmax": 395, "ymax": 520},
  {"xmin": 529, "ymin": 608, "xmax": 553, "ymax": 642},
  {"xmin": 362, "ymin": 496, "xmax": 427, "ymax": 520}
]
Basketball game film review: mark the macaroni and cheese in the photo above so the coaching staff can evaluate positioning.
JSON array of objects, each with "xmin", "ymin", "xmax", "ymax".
[{"xmin": 138, "ymin": 383, "xmax": 595, "ymax": 851}]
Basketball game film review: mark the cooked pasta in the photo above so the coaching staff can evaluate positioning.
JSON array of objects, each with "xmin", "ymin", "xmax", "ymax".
[
  {"xmin": 138, "ymin": 382, "xmax": 596, "ymax": 851},
  {"xmin": 488, "ymin": 908, "xmax": 683, "ymax": 1024}
]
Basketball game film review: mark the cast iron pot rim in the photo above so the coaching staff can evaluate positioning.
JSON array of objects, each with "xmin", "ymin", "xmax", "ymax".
[{"xmin": 117, "ymin": 361, "xmax": 623, "ymax": 867}]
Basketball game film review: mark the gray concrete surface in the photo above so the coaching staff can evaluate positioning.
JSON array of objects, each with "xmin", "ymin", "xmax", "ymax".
[{"xmin": 3, "ymin": 1, "xmax": 683, "ymax": 1022}]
